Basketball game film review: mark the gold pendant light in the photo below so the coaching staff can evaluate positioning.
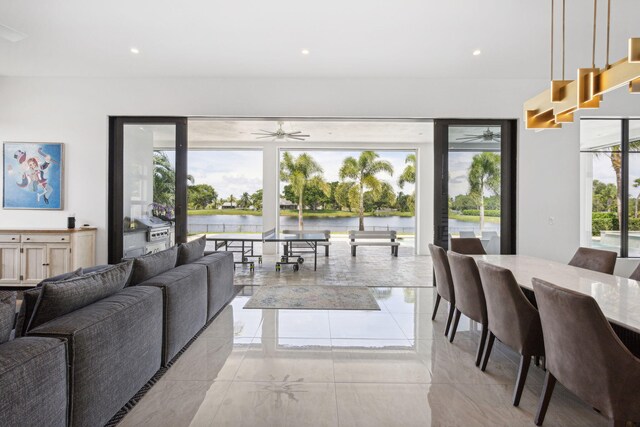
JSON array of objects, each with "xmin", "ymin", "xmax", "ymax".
[{"xmin": 525, "ymin": 0, "xmax": 640, "ymax": 129}]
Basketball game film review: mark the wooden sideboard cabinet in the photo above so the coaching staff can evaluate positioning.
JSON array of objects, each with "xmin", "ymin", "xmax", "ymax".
[{"xmin": 0, "ymin": 228, "xmax": 97, "ymax": 287}]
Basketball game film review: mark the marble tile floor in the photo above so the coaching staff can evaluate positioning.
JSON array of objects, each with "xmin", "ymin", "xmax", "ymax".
[
  {"xmin": 119, "ymin": 288, "xmax": 611, "ymax": 427},
  {"xmin": 221, "ymin": 239, "xmax": 433, "ymax": 288}
]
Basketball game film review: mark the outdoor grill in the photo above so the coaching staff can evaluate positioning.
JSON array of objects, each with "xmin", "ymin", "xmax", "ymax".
[{"xmin": 123, "ymin": 216, "xmax": 173, "ymax": 258}]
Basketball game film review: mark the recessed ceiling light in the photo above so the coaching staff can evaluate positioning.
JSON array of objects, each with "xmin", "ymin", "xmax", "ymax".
[
  {"xmin": 301, "ymin": 49, "xmax": 310, "ymax": 55},
  {"xmin": 130, "ymin": 47, "xmax": 140, "ymax": 54},
  {"xmin": 473, "ymin": 49, "xmax": 482, "ymax": 56}
]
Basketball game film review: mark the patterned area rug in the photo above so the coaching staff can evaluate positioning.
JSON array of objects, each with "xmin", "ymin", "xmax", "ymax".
[{"xmin": 243, "ymin": 285, "xmax": 380, "ymax": 310}]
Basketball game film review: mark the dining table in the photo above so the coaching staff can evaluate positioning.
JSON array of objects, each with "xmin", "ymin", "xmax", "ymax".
[{"xmin": 471, "ymin": 254, "xmax": 640, "ymax": 357}]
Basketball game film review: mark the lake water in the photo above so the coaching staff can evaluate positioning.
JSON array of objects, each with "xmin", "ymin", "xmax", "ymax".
[{"xmin": 187, "ymin": 214, "xmax": 500, "ymax": 234}]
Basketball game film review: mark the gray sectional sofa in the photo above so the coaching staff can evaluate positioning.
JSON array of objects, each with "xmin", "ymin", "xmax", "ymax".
[{"xmin": 0, "ymin": 235, "xmax": 235, "ymax": 427}]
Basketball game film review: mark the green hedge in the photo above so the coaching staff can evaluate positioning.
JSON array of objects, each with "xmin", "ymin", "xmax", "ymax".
[
  {"xmin": 591, "ymin": 212, "xmax": 619, "ymax": 236},
  {"xmin": 461, "ymin": 209, "xmax": 501, "ymax": 217}
]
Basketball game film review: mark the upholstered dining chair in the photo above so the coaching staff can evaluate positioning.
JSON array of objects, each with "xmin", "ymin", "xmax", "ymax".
[
  {"xmin": 450, "ymin": 238, "xmax": 487, "ymax": 255},
  {"xmin": 477, "ymin": 261, "xmax": 545, "ymax": 407},
  {"xmin": 567, "ymin": 247, "xmax": 617, "ymax": 274},
  {"xmin": 628, "ymin": 263, "xmax": 640, "ymax": 281},
  {"xmin": 428, "ymin": 244, "xmax": 456, "ymax": 336},
  {"xmin": 532, "ymin": 278, "xmax": 640, "ymax": 427},
  {"xmin": 447, "ymin": 251, "xmax": 488, "ymax": 367}
]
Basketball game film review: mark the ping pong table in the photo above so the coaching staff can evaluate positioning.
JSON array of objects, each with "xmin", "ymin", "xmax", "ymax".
[{"xmin": 206, "ymin": 229, "xmax": 328, "ymax": 271}]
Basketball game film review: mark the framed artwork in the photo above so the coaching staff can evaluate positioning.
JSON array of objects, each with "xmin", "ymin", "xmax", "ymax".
[{"xmin": 3, "ymin": 142, "xmax": 64, "ymax": 210}]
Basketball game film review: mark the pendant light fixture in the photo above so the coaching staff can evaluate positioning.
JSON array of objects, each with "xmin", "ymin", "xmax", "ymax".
[{"xmin": 524, "ymin": 0, "xmax": 640, "ymax": 129}]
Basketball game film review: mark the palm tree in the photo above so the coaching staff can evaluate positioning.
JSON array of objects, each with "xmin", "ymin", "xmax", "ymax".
[
  {"xmin": 339, "ymin": 151, "xmax": 394, "ymax": 231},
  {"xmin": 468, "ymin": 152, "xmax": 500, "ymax": 231},
  {"xmin": 398, "ymin": 153, "xmax": 416, "ymax": 188},
  {"xmin": 280, "ymin": 152, "xmax": 328, "ymax": 230},
  {"xmin": 239, "ymin": 192, "xmax": 251, "ymax": 209},
  {"xmin": 633, "ymin": 178, "xmax": 640, "ymax": 218},
  {"xmin": 153, "ymin": 151, "xmax": 193, "ymax": 206}
]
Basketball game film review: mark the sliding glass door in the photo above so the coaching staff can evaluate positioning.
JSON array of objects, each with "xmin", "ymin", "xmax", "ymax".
[
  {"xmin": 433, "ymin": 119, "xmax": 517, "ymax": 254},
  {"xmin": 109, "ymin": 117, "xmax": 188, "ymax": 263}
]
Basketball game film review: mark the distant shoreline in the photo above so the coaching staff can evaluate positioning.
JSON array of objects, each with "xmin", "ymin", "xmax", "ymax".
[{"xmin": 187, "ymin": 209, "xmax": 415, "ymax": 218}]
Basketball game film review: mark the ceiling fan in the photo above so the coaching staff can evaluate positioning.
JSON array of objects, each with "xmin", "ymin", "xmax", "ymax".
[
  {"xmin": 251, "ymin": 121, "xmax": 310, "ymax": 141},
  {"xmin": 456, "ymin": 127, "xmax": 501, "ymax": 143}
]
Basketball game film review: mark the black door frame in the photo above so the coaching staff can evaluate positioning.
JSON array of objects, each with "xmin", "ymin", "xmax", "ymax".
[
  {"xmin": 108, "ymin": 116, "xmax": 188, "ymax": 263},
  {"xmin": 433, "ymin": 119, "xmax": 517, "ymax": 254}
]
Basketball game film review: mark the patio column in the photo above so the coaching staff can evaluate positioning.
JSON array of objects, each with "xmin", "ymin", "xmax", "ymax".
[{"xmin": 262, "ymin": 144, "xmax": 279, "ymax": 254}]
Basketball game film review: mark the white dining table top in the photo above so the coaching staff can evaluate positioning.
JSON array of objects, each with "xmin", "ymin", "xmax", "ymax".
[{"xmin": 471, "ymin": 254, "xmax": 640, "ymax": 334}]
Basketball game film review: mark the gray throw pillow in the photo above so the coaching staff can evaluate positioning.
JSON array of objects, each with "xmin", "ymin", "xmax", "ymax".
[
  {"xmin": 0, "ymin": 291, "xmax": 16, "ymax": 344},
  {"xmin": 28, "ymin": 261, "xmax": 133, "ymax": 331},
  {"xmin": 14, "ymin": 288, "xmax": 41, "ymax": 337},
  {"xmin": 177, "ymin": 235, "xmax": 207, "ymax": 265},
  {"xmin": 130, "ymin": 246, "xmax": 178, "ymax": 285},
  {"xmin": 37, "ymin": 267, "xmax": 83, "ymax": 287}
]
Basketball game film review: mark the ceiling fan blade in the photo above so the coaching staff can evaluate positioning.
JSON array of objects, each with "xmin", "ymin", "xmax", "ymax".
[
  {"xmin": 251, "ymin": 132, "xmax": 273, "ymax": 136},
  {"xmin": 287, "ymin": 136, "xmax": 305, "ymax": 141},
  {"xmin": 295, "ymin": 134, "xmax": 310, "ymax": 138},
  {"xmin": 287, "ymin": 131, "xmax": 302, "ymax": 135}
]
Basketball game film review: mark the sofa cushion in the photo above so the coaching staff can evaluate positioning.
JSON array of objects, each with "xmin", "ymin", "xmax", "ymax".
[
  {"xmin": 191, "ymin": 252, "xmax": 235, "ymax": 321},
  {"xmin": 130, "ymin": 246, "xmax": 178, "ymax": 285},
  {"xmin": 0, "ymin": 291, "xmax": 16, "ymax": 344},
  {"xmin": 37, "ymin": 267, "xmax": 83, "ymax": 287},
  {"xmin": 28, "ymin": 261, "xmax": 133, "ymax": 331},
  {"xmin": 15, "ymin": 288, "xmax": 40, "ymax": 338},
  {"xmin": 0, "ymin": 336, "xmax": 68, "ymax": 427},
  {"xmin": 177, "ymin": 235, "xmax": 206, "ymax": 265}
]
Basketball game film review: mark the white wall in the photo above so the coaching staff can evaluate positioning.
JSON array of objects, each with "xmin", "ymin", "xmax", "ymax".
[{"xmin": 1, "ymin": 75, "xmax": 628, "ymax": 264}]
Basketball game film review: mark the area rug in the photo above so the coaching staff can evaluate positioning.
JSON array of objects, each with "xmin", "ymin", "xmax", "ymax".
[{"xmin": 243, "ymin": 285, "xmax": 380, "ymax": 310}]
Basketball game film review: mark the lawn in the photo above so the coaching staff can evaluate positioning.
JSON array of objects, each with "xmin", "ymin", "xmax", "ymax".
[{"xmin": 449, "ymin": 212, "xmax": 501, "ymax": 224}]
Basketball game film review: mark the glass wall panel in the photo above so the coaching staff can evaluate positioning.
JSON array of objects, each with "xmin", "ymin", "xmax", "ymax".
[
  {"xmin": 122, "ymin": 124, "xmax": 177, "ymax": 258},
  {"xmin": 447, "ymin": 126, "xmax": 501, "ymax": 254}
]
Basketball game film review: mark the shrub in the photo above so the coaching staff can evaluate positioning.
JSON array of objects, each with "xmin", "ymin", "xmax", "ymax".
[{"xmin": 591, "ymin": 212, "xmax": 619, "ymax": 236}]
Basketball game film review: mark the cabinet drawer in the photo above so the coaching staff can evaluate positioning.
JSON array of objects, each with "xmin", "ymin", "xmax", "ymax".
[
  {"xmin": 0, "ymin": 234, "xmax": 20, "ymax": 243},
  {"xmin": 21, "ymin": 234, "xmax": 70, "ymax": 243}
]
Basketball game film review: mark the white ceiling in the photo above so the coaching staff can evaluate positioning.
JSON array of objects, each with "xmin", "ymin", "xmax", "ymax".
[
  {"xmin": 0, "ymin": 0, "xmax": 637, "ymax": 79},
  {"xmin": 187, "ymin": 119, "xmax": 433, "ymax": 144}
]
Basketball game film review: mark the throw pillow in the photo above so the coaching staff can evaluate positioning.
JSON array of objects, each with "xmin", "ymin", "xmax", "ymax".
[
  {"xmin": 177, "ymin": 235, "xmax": 207, "ymax": 265},
  {"xmin": 37, "ymin": 268, "xmax": 83, "ymax": 287},
  {"xmin": 28, "ymin": 260, "xmax": 133, "ymax": 331},
  {"xmin": 14, "ymin": 288, "xmax": 41, "ymax": 337},
  {"xmin": 129, "ymin": 246, "xmax": 178, "ymax": 285},
  {"xmin": 0, "ymin": 291, "xmax": 16, "ymax": 344}
]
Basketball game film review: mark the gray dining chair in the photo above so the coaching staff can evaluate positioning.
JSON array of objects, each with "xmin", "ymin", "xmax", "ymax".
[
  {"xmin": 428, "ymin": 244, "xmax": 456, "ymax": 336},
  {"xmin": 477, "ymin": 261, "xmax": 545, "ymax": 407},
  {"xmin": 532, "ymin": 277, "xmax": 640, "ymax": 426},
  {"xmin": 628, "ymin": 263, "xmax": 640, "ymax": 281},
  {"xmin": 567, "ymin": 247, "xmax": 617, "ymax": 274},
  {"xmin": 447, "ymin": 251, "xmax": 488, "ymax": 367},
  {"xmin": 450, "ymin": 238, "xmax": 487, "ymax": 255},
  {"xmin": 459, "ymin": 231, "xmax": 477, "ymax": 238}
]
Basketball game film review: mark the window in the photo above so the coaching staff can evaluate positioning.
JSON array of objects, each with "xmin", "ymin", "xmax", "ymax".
[{"xmin": 581, "ymin": 119, "xmax": 640, "ymax": 257}]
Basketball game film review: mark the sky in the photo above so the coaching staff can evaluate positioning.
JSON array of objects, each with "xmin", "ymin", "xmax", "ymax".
[{"xmin": 178, "ymin": 150, "xmax": 416, "ymax": 199}]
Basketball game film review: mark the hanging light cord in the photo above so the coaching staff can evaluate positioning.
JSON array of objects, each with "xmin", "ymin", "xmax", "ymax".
[
  {"xmin": 551, "ymin": 0, "xmax": 555, "ymax": 80},
  {"xmin": 562, "ymin": 0, "xmax": 566, "ymax": 80},
  {"xmin": 606, "ymin": 0, "xmax": 611, "ymax": 68},
  {"xmin": 592, "ymin": 0, "xmax": 597, "ymax": 68}
]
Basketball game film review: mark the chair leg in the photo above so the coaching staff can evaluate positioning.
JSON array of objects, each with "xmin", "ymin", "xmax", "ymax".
[
  {"xmin": 432, "ymin": 294, "xmax": 441, "ymax": 321},
  {"xmin": 449, "ymin": 309, "xmax": 461, "ymax": 343},
  {"xmin": 513, "ymin": 355, "xmax": 532, "ymax": 407},
  {"xmin": 475, "ymin": 325, "xmax": 488, "ymax": 367},
  {"xmin": 325, "ymin": 245, "xmax": 329, "ymax": 256},
  {"xmin": 480, "ymin": 332, "xmax": 495, "ymax": 372},
  {"xmin": 444, "ymin": 303, "xmax": 455, "ymax": 336},
  {"xmin": 534, "ymin": 371, "xmax": 557, "ymax": 426},
  {"xmin": 351, "ymin": 246, "xmax": 356, "ymax": 256}
]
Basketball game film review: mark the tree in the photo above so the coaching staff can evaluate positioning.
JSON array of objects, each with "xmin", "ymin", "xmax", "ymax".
[
  {"xmin": 238, "ymin": 192, "xmax": 252, "ymax": 209},
  {"xmin": 187, "ymin": 184, "xmax": 217, "ymax": 210},
  {"xmin": 366, "ymin": 182, "xmax": 396, "ymax": 211},
  {"xmin": 592, "ymin": 179, "xmax": 618, "ymax": 213},
  {"xmin": 280, "ymin": 152, "xmax": 329, "ymax": 230},
  {"xmin": 398, "ymin": 153, "xmax": 416, "ymax": 188},
  {"xmin": 335, "ymin": 182, "xmax": 354, "ymax": 211},
  {"xmin": 251, "ymin": 189, "xmax": 263, "ymax": 211},
  {"xmin": 397, "ymin": 192, "xmax": 415, "ymax": 213},
  {"xmin": 468, "ymin": 152, "xmax": 501, "ymax": 231},
  {"xmin": 153, "ymin": 151, "xmax": 193, "ymax": 207},
  {"xmin": 339, "ymin": 151, "xmax": 394, "ymax": 230},
  {"xmin": 227, "ymin": 194, "xmax": 236, "ymax": 207}
]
